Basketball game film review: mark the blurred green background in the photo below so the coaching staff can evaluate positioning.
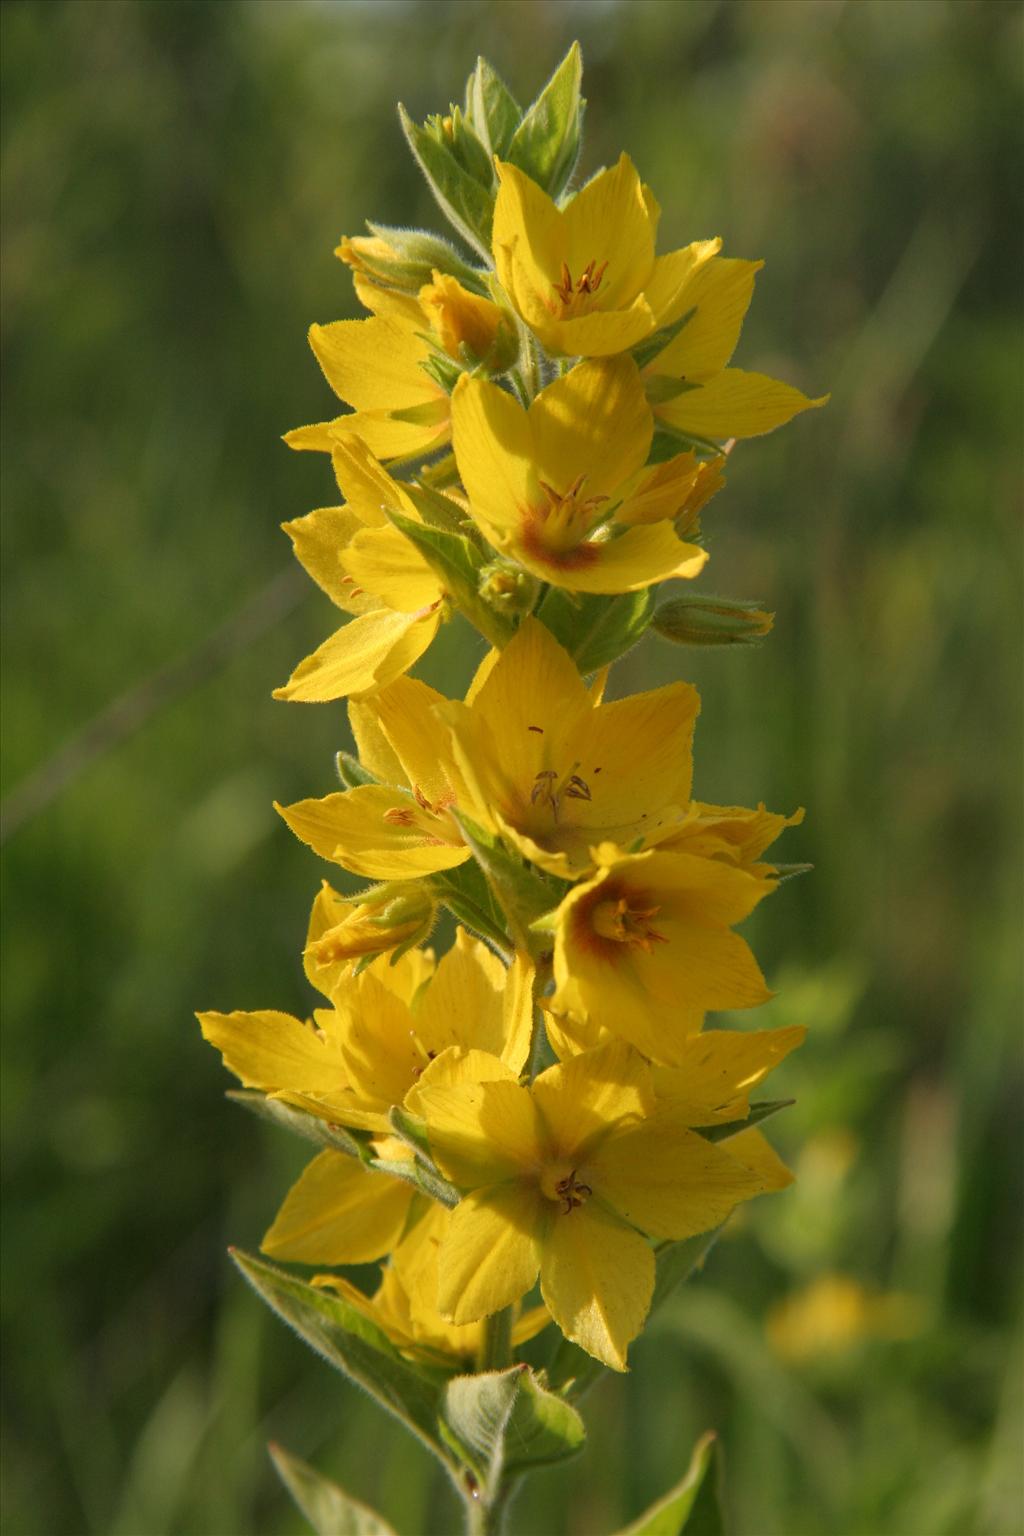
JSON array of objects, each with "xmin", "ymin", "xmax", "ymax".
[{"xmin": 2, "ymin": 2, "xmax": 1021, "ymax": 1533}]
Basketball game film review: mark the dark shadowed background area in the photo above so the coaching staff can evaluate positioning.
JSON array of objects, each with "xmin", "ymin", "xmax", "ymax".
[{"xmin": 2, "ymin": 2, "xmax": 1021, "ymax": 1533}]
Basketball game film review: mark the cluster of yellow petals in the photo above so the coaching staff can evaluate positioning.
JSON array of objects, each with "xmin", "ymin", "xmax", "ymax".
[{"xmin": 200, "ymin": 134, "xmax": 823, "ymax": 1374}]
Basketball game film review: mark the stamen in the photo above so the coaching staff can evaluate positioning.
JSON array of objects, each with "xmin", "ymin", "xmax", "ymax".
[
  {"xmin": 555, "ymin": 1170, "xmax": 592, "ymax": 1214},
  {"xmin": 383, "ymin": 807, "xmax": 416, "ymax": 826}
]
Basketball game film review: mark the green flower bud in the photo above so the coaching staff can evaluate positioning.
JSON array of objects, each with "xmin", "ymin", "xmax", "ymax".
[
  {"xmin": 652, "ymin": 594, "xmax": 774, "ymax": 647},
  {"xmin": 306, "ymin": 882, "xmax": 436, "ymax": 965},
  {"xmin": 478, "ymin": 561, "xmax": 539, "ymax": 618}
]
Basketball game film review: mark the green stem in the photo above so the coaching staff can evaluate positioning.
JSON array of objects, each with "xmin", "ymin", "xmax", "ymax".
[
  {"xmin": 464, "ymin": 1483, "xmax": 513, "ymax": 1536},
  {"xmin": 476, "ymin": 1306, "xmax": 513, "ymax": 1372}
]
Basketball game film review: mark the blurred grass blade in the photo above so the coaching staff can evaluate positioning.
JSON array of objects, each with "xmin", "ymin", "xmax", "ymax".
[
  {"xmin": 268, "ymin": 1443, "xmax": 397, "ymax": 1536},
  {"xmin": 231, "ymin": 1251, "xmax": 456, "ymax": 1474},
  {"xmin": 615, "ymin": 1431, "xmax": 724, "ymax": 1536}
]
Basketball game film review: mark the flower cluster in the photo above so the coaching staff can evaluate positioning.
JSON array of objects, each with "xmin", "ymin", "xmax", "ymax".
[{"xmin": 200, "ymin": 48, "xmax": 823, "ymax": 1380}]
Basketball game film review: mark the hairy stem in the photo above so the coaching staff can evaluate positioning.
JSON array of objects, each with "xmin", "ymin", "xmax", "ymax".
[{"xmin": 476, "ymin": 1306, "xmax": 514, "ymax": 1372}]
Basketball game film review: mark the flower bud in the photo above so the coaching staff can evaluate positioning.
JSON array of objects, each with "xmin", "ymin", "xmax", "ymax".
[
  {"xmin": 336, "ymin": 225, "xmax": 483, "ymax": 296},
  {"xmin": 420, "ymin": 271, "xmax": 519, "ymax": 374},
  {"xmin": 652, "ymin": 594, "xmax": 774, "ymax": 647},
  {"xmin": 304, "ymin": 882, "xmax": 436, "ymax": 966},
  {"xmin": 674, "ymin": 454, "xmax": 727, "ymax": 538},
  {"xmin": 478, "ymin": 561, "xmax": 539, "ymax": 618}
]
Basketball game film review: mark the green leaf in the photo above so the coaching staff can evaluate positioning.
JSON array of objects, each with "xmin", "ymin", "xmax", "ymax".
[
  {"xmin": 225, "ymin": 1091, "xmax": 366, "ymax": 1160},
  {"xmin": 439, "ymin": 1366, "xmax": 585, "ymax": 1496},
  {"xmin": 335, "ymin": 750, "xmax": 379, "ymax": 789},
  {"xmin": 614, "ymin": 1431, "xmax": 724, "ymax": 1536},
  {"xmin": 697, "ymin": 1100, "xmax": 794, "ymax": 1144},
  {"xmin": 450, "ymin": 810, "xmax": 566, "ymax": 955},
  {"xmin": 268, "ymin": 1443, "xmax": 397, "ymax": 1536},
  {"xmin": 502, "ymin": 1368, "xmax": 586, "ymax": 1474},
  {"xmin": 403, "ymin": 480, "xmax": 475, "ymax": 537},
  {"xmin": 506, "ymin": 42, "xmax": 585, "ymax": 198},
  {"xmin": 465, "ymin": 57, "xmax": 521, "ymax": 158},
  {"xmin": 429, "ymin": 862, "xmax": 512, "ymax": 955},
  {"xmin": 383, "ymin": 507, "xmax": 515, "ymax": 651},
  {"xmin": 231, "ymin": 1251, "xmax": 455, "ymax": 1471},
  {"xmin": 537, "ymin": 587, "xmax": 654, "ymax": 673},
  {"xmin": 362, "ymin": 221, "xmax": 486, "ymax": 294},
  {"xmin": 398, "ymin": 105, "xmax": 494, "ymax": 260}
]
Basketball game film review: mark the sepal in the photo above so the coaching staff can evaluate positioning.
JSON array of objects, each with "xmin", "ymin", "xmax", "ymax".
[
  {"xmin": 226, "ymin": 1090, "xmax": 366, "ymax": 1159},
  {"xmin": 340, "ymin": 222, "xmax": 485, "ymax": 295},
  {"xmin": 464, "ymin": 58, "xmax": 521, "ymax": 159}
]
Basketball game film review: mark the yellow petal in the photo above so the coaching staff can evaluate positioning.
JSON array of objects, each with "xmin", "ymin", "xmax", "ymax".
[
  {"xmin": 641, "ymin": 238, "xmax": 722, "ymax": 328},
  {"xmin": 501, "ymin": 951, "xmax": 535, "ymax": 1075},
  {"xmin": 561, "ymin": 154, "xmax": 655, "ymax": 307},
  {"xmin": 675, "ymin": 801, "xmax": 805, "ymax": 866},
  {"xmin": 542, "ymin": 299, "xmax": 656, "ymax": 359},
  {"xmin": 407, "ymin": 1047, "xmax": 517, "ymax": 1104},
  {"xmin": 532, "ymin": 1040, "xmax": 654, "ymax": 1160},
  {"xmin": 343, "ymin": 525, "xmax": 441, "ymax": 612},
  {"xmin": 308, "ymin": 317, "xmax": 435, "ymax": 412},
  {"xmin": 572, "ymin": 682, "xmax": 699, "ymax": 831},
  {"xmin": 329, "ymin": 435, "xmax": 416, "ymax": 529},
  {"xmin": 656, "ymin": 368, "xmax": 828, "ymax": 441},
  {"xmin": 653, "ymin": 1025, "xmax": 807, "ymax": 1109},
  {"xmin": 539, "ymin": 1201, "xmax": 653, "ymax": 1371},
  {"xmin": 197, "ymin": 1008, "xmax": 343, "ymax": 1092},
  {"xmin": 651, "ymin": 255, "xmax": 763, "ymax": 377},
  {"xmin": 720, "ymin": 1126, "xmax": 794, "ymax": 1191},
  {"xmin": 261, "ymin": 1149, "xmax": 412, "ymax": 1264},
  {"xmin": 529, "ymin": 357, "xmax": 652, "ymax": 501},
  {"xmin": 272, "ymin": 608, "xmax": 439, "ymax": 703},
  {"xmin": 413, "ymin": 929, "xmax": 507, "ymax": 1058},
  {"xmin": 590, "ymin": 1118, "xmax": 768, "ymax": 1239},
  {"xmin": 276, "ymin": 785, "xmax": 466, "ymax": 880},
  {"xmin": 414, "ymin": 1077, "xmax": 542, "ymax": 1189},
  {"xmin": 304, "ymin": 882, "xmax": 359, "ymax": 1000},
  {"xmin": 451, "ymin": 374, "xmax": 533, "ymax": 538},
  {"xmin": 437, "ymin": 1182, "xmax": 542, "ymax": 1324},
  {"xmin": 347, "ymin": 696, "xmax": 407, "ymax": 787},
  {"xmin": 368, "ymin": 675, "xmax": 459, "ymax": 806},
  {"xmin": 282, "ymin": 507, "xmax": 377, "ymax": 612},
  {"xmin": 328, "ymin": 407, "xmax": 451, "ymax": 462},
  {"xmin": 334, "ymin": 972, "xmax": 425, "ymax": 1110},
  {"xmin": 522, "ymin": 523, "xmax": 706, "ymax": 595},
  {"xmin": 491, "ymin": 160, "xmax": 564, "ymax": 322}
]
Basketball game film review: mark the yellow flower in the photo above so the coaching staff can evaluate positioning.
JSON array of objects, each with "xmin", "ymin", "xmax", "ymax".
[
  {"xmin": 767, "ymin": 1274, "xmax": 925, "ymax": 1364},
  {"xmin": 548, "ymin": 844, "xmax": 775, "ymax": 1062},
  {"xmin": 202, "ymin": 927, "xmax": 531, "ymax": 1137},
  {"xmin": 273, "ymin": 437, "xmax": 445, "ymax": 703},
  {"xmin": 409, "ymin": 1041, "xmax": 775, "ymax": 1370},
  {"xmin": 451, "ymin": 357, "xmax": 709, "ymax": 593},
  {"xmin": 492, "ymin": 153, "xmax": 720, "ymax": 357},
  {"xmin": 439, "ymin": 618, "xmax": 699, "ymax": 876},
  {"xmin": 313, "ymin": 1205, "xmax": 550, "ymax": 1367},
  {"xmin": 641, "ymin": 254, "xmax": 828, "ymax": 441},
  {"xmin": 277, "ymin": 672, "xmax": 470, "ymax": 880},
  {"xmin": 660, "ymin": 800, "xmax": 805, "ymax": 871},
  {"xmin": 285, "ymin": 281, "xmax": 451, "ymax": 462},
  {"xmin": 302, "ymin": 880, "xmax": 435, "ymax": 1003},
  {"xmin": 285, "ymin": 263, "xmax": 513, "ymax": 461}
]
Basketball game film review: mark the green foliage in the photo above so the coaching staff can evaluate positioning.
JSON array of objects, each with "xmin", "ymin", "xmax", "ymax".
[
  {"xmin": 504, "ymin": 43, "xmax": 585, "ymax": 198},
  {"xmin": 269, "ymin": 1444, "xmax": 397, "ymax": 1536},
  {"xmin": 615, "ymin": 1432, "xmax": 723, "ymax": 1536},
  {"xmin": 439, "ymin": 1366, "xmax": 585, "ymax": 1493},
  {"xmin": 537, "ymin": 586, "xmax": 655, "ymax": 672}
]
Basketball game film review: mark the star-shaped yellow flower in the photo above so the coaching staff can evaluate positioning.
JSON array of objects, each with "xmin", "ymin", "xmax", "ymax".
[
  {"xmin": 451, "ymin": 357, "xmax": 709, "ymax": 593},
  {"xmin": 548, "ymin": 844, "xmax": 776, "ymax": 1062},
  {"xmin": 409, "ymin": 1040, "xmax": 780, "ymax": 1370},
  {"xmin": 439, "ymin": 618, "xmax": 699, "ymax": 876},
  {"xmin": 274, "ymin": 437, "xmax": 446, "ymax": 703},
  {"xmin": 492, "ymin": 153, "xmax": 720, "ymax": 357}
]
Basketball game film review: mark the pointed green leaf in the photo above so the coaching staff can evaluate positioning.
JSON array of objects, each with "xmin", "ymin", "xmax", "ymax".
[
  {"xmin": 450, "ymin": 810, "xmax": 566, "ymax": 955},
  {"xmin": 398, "ymin": 105, "xmax": 494, "ymax": 260},
  {"xmin": 537, "ymin": 587, "xmax": 654, "ymax": 673},
  {"xmin": 698, "ymin": 1100, "xmax": 794, "ymax": 1144},
  {"xmin": 335, "ymin": 750, "xmax": 379, "ymax": 789},
  {"xmin": 231, "ymin": 1251, "xmax": 455, "ymax": 1471},
  {"xmin": 506, "ymin": 42, "xmax": 585, "ymax": 198},
  {"xmin": 382, "ymin": 507, "xmax": 515, "ymax": 650},
  {"xmin": 403, "ymin": 480, "xmax": 475, "ymax": 537},
  {"xmin": 226, "ymin": 1091, "xmax": 366, "ymax": 1160},
  {"xmin": 615, "ymin": 1431, "xmax": 724, "ymax": 1536},
  {"xmin": 429, "ymin": 863, "xmax": 512, "ymax": 955},
  {"xmin": 268, "ymin": 1443, "xmax": 397, "ymax": 1536},
  {"xmin": 465, "ymin": 58, "xmax": 521, "ymax": 158}
]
